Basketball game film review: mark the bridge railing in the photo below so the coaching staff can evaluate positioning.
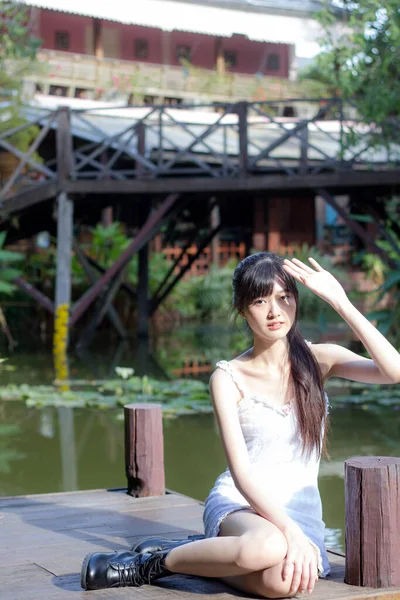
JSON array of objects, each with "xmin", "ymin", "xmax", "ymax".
[{"xmin": 0, "ymin": 98, "xmax": 399, "ymax": 202}]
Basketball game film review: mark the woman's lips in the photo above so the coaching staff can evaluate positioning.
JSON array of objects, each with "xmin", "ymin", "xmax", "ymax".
[{"xmin": 267, "ymin": 322, "xmax": 284, "ymax": 330}]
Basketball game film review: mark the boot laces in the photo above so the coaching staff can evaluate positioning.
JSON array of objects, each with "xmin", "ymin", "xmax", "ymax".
[
  {"xmin": 114, "ymin": 553, "xmax": 165, "ymax": 587},
  {"xmin": 114, "ymin": 561, "xmax": 141, "ymax": 587}
]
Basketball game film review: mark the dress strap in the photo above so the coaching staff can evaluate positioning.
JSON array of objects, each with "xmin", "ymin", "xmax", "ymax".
[{"xmin": 215, "ymin": 360, "xmax": 245, "ymax": 397}]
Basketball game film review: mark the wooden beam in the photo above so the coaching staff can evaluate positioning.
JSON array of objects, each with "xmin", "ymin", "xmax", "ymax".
[
  {"xmin": 82, "ymin": 252, "xmax": 137, "ymax": 300},
  {"xmin": 237, "ymin": 101, "xmax": 248, "ymax": 178},
  {"xmin": 56, "ymin": 107, "xmax": 73, "ymax": 185},
  {"xmin": 70, "ymin": 193, "xmax": 179, "ymax": 326},
  {"xmin": 13, "ymin": 277, "xmax": 54, "ymax": 314},
  {"xmin": 215, "ymin": 37, "xmax": 225, "ymax": 75},
  {"xmin": 151, "ymin": 223, "xmax": 222, "ymax": 313},
  {"xmin": 75, "ymin": 269, "xmax": 127, "ymax": 349},
  {"xmin": 210, "ymin": 199, "xmax": 220, "ymax": 264},
  {"xmin": 137, "ymin": 243, "xmax": 149, "ymax": 338},
  {"xmin": 73, "ymin": 241, "xmax": 128, "ymax": 339},
  {"xmin": 0, "ymin": 182, "xmax": 57, "ymax": 215},
  {"xmin": 93, "ymin": 18, "xmax": 103, "ymax": 59},
  {"xmin": 66, "ymin": 170, "xmax": 400, "ymax": 196},
  {"xmin": 317, "ymin": 188, "xmax": 398, "ymax": 269}
]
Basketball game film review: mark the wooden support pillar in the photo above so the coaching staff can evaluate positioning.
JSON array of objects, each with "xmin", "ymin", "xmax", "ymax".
[
  {"xmin": 93, "ymin": 18, "xmax": 103, "ymax": 59},
  {"xmin": 124, "ymin": 404, "xmax": 165, "ymax": 497},
  {"xmin": 215, "ymin": 37, "xmax": 225, "ymax": 75},
  {"xmin": 237, "ymin": 102, "xmax": 248, "ymax": 178},
  {"xmin": 69, "ymin": 193, "xmax": 179, "ymax": 326},
  {"xmin": 210, "ymin": 199, "xmax": 220, "ymax": 264},
  {"xmin": 53, "ymin": 192, "xmax": 73, "ymax": 385},
  {"xmin": 253, "ymin": 197, "xmax": 266, "ymax": 251},
  {"xmin": 345, "ymin": 456, "xmax": 400, "ymax": 588},
  {"xmin": 267, "ymin": 198, "xmax": 281, "ymax": 253},
  {"xmin": 137, "ymin": 242, "xmax": 149, "ymax": 338},
  {"xmin": 102, "ymin": 206, "xmax": 113, "ymax": 226}
]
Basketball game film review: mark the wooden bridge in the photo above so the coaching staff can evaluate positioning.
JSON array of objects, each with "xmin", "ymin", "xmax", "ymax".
[{"xmin": 0, "ymin": 96, "xmax": 399, "ymax": 347}]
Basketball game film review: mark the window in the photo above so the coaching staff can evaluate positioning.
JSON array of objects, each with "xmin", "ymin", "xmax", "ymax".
[
  {"xmin": 267, "ymin": 53, "xmax": 280, "ymax": 71},
  {"xmin": 55, "ymin": 30, "xmax": 70, "ymax": 50},
  {"xmin": 134, "ymin": 39, "xmax": 148, "ymax": 59},
  {"xmin": 224, "ymin": 50, "xmax": 237, "ymax": 68},
  {"xmin": 176, "ymin": 45, "xmax": 191, "ymax": 63}
]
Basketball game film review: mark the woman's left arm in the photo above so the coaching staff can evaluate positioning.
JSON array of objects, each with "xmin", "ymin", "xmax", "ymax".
[{"xmin": 283, "ymin": 257, "xmax": 400, "ymax": 384}]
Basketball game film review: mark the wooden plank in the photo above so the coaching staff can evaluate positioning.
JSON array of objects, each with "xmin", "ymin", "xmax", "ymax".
[
  {"xmin": 66, "ymin": 170, "xmax": 400, "ymax": 196},
  {"xmin": 1, "ymin": 489, "xmax": 400, "ymax": 600},
  {"xmin": 0, "ymin": 493, "xmax": 201, "ymax": 522},
  {"xmin": 0, "ymin": 181, "xmax": 56, "ymax": 214}
]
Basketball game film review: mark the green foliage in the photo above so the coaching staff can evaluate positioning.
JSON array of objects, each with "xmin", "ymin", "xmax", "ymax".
[
  {"xmin": 0, "ymin": 370, "xmax": 211, "ymax": 416},
  {"xmin": 0, "ymin": 1, "xmax": 41, "ymax": 64},
  {"xmin": 300, "ymin": 0, "xmax": 400, "ymax": 150},
  {"xmin": 350, "ymin": 202, "xmax": 400, "ymax": 342},
  {"xmin": 171, "ymin": 261, "xmax": 236, "ymax": 320},
  {"xmin": 0, "ymin": 1, "xmax": 43, "ymax": 162}
]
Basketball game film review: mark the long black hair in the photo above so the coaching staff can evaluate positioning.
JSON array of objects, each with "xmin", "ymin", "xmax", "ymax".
[{"xmin": 232, "ymin": 252, "xmax": 328, "ymax": 458}]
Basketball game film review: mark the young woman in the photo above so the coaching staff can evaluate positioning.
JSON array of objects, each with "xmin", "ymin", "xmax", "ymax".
[{"xmin": 81, "ymin": 252, "xmax": 400, "ymax": 596}]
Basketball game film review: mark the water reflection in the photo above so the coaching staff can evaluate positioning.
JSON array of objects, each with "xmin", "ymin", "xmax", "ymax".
[
  {"xmin": 1, "ymin": 401, "xmax": 400, "ymax": 552},
  {"xmin": 0, "ymin": 325, "xmax": 399, "ymax": 554}
]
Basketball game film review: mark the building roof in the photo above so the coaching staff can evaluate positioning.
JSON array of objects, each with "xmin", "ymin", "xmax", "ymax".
[{"xmin": 22, "ymin": 0, "xmax": 323, "ymax": 58}]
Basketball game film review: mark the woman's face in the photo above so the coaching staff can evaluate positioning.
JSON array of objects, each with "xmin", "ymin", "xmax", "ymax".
[{"xmin": 243, "ymin": 279, "xmax": 297, "ymax": 342}]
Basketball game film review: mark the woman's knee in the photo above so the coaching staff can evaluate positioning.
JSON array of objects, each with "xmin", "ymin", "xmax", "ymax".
[
  {"xmin": 257, "ymin": 568, "xmax": 299, "ymax": 599},
  {"xmin": 235, "ymin": 531, "xmax": 288, "ymax": 571}
]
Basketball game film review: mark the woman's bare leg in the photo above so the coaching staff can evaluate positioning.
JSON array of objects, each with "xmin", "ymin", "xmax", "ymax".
[
  {"xmin": 218, "ymin": 510, "xmax": 314, "ymax": 598},
  {"xmin": 164, "ymin": 509, "xmax": 288, "ymax": 579}
]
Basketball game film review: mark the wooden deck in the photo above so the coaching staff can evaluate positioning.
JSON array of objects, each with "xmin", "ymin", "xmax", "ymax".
[{"xmin": 1, "ymin": 488, "xmax": 399, "ymax": 600}]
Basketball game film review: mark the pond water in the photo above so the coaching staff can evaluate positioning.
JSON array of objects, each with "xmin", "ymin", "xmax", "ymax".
[{"xmin": 1, "ymin": 324, "xmax": 400, "ymax": 554}]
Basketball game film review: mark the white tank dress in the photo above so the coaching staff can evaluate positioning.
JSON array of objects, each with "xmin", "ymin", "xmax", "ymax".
[{"xmin": 203, "ymin": 360, "xmax": 331, "ymax": 578}]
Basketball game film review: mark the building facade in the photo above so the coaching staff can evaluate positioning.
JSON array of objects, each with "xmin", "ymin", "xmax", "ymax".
[{"xmin": 22, "ymin": 0, "xmax": 333, "ymax": 105}]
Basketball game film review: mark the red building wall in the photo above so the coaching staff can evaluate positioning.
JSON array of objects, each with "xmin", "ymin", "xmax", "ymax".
[{"xmin": 38, "ymin": 9, "xmax": 290, "ymax": 78}]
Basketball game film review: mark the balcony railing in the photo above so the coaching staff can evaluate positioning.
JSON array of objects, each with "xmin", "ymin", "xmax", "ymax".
[
  {"xmin": 0, "ymin": 98, "xmax": 399, "ymax": 203},
  {"xmin": 26, "ymin": 50, "xmax": 304, "ymax": 104}
]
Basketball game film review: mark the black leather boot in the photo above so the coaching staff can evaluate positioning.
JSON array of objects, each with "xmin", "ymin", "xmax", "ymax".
[
  {"xmin": 81, "ymin": 549, "xmax": 171, "ymax": 590},
  {"xmin": 132, "ymin": 533, "xmax": 205, "ymax": 554}
]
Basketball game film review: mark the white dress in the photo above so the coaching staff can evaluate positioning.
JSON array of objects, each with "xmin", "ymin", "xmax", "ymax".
[{"xmin": 203, "ymin": 360, "xmax": 331, "ymax": 578}]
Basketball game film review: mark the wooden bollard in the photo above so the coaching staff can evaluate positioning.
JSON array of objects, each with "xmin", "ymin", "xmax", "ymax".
[
  {"xmin": 124, "ymin": 404, "xmax": 165, "ymax": 497},
  {"xmin": 345, "ymin": 456, "xmax": 400, "ymax": 588}
]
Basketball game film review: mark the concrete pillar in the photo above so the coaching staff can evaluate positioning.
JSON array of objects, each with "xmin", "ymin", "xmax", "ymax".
[{"xmin": 53, "ymin": 192, "xmax": 73, "ymax": 387}]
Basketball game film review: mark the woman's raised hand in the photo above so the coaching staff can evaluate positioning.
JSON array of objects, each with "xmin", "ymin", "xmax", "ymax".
[
  {"xmin": 283, "ymin": 257, "xmax": 348, "ymax": 310},
  {"xmin": 282, "ymin": 524, "xmax": 319, "ymax": 595}
]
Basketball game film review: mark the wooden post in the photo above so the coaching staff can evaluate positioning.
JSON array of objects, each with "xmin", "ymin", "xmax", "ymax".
[
  {"xmin": 93, "ymin": 18, "xmax": 103, "ymax": 59},
  {"xmin": 267, "ymin": 198, "xmax": 281, "ymax": 253},
  {"xmin": 253, "ymin": 196, "xmax": 266, "ymax": 251},
  {"xmin": 237, "ymin": 102, "xmax": 248, "ymax": 179},
  {"xmin": 345, "ymin": 456, "xmax": 400, "ymax": 588},
  {"xmin": 137, "ymin": 242, "xmax": 149, "ymax": 338},
  {"xmin": 215, "ymin": 37, "xmax": 225, "ymax": 75},
  {"xmin": 102, "ymin": 207, "xmax": 113, "ymax": 226},
  {"xmin": 124, "ymin": 404, "xmax": 165, "ymax": 497},
  {"xmin": 210, "ymin": 198, "xmax": 220, "ymax": 265}
]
